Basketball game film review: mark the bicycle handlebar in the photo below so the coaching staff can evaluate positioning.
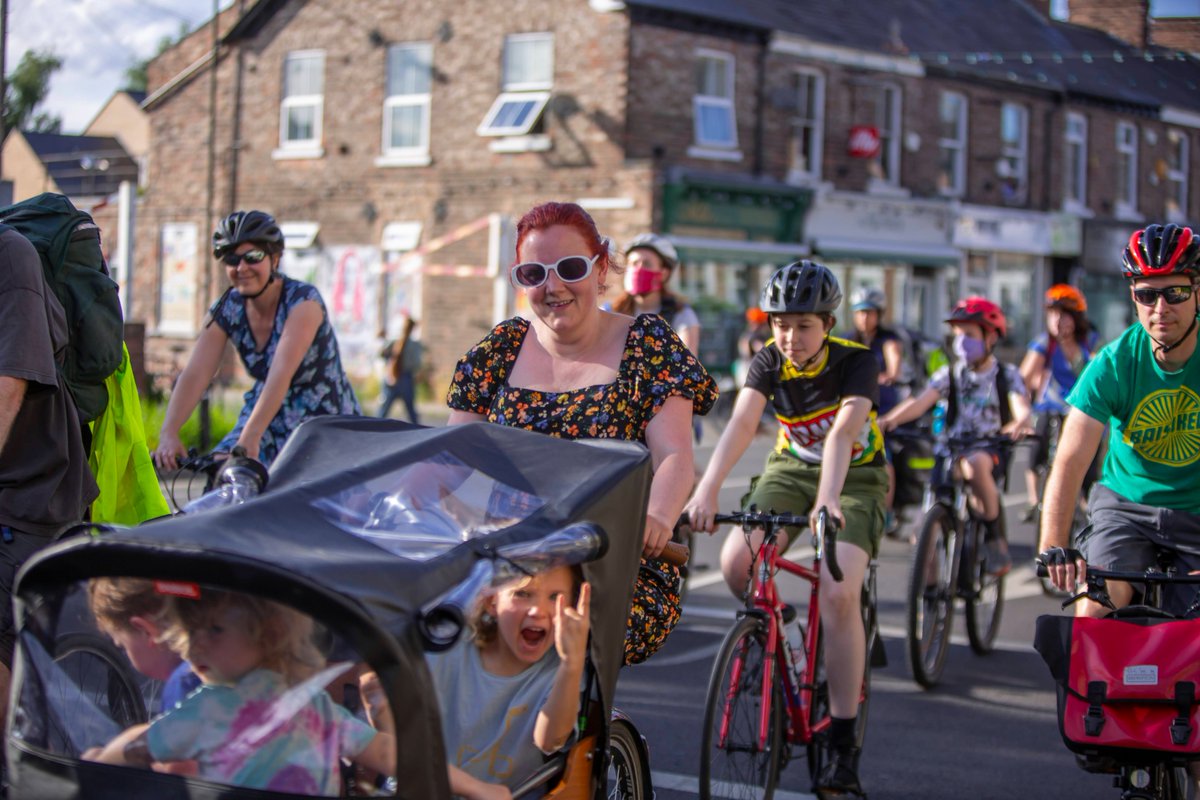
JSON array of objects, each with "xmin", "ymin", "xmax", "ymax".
[
  {"xmin": 712, "ymin": 507, "xmax": 843, "ymax": 582},
  {"xmin": 1034, "ymin": 559, "xmax": 1200, "ymax": 612}
]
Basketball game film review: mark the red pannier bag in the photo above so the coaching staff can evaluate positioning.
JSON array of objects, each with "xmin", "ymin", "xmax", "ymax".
[{"xmin": 1035, "ymin": 613, "xmax": 1200, "ymax": 761}]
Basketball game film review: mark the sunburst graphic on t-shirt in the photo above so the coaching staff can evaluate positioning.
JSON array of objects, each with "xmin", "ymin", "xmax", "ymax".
[{"xmin": 1125, "ymin": 386, "xmax": 1200, "ymax": 466}]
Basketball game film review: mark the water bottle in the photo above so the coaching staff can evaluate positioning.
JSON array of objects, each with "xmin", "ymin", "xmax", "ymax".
[{"xmin": 931, "ymin": 401, "xmax": 947, "ymax": 436}]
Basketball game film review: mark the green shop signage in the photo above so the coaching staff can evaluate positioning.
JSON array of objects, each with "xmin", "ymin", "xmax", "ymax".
[{"xmin": 662, "ymin": 174, "xmax": 812, "ymax": 243}]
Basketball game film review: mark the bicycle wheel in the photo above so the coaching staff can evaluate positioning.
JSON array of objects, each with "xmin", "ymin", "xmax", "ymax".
[
  {"xmin": 607, "ymin": 718, "xmax": 651, "ymax": 800},
  {"xmin": 48, "ymin": 633, "xmax": 149, "ymax": 753},
  {"xmin": 905, "ymin": 503, "xmax": 958, "ymax": 688},
  {"xmin": 965, "ymin": 516, "xmax": 1006, "ymax": 654},
  {"xmin": 700, "ymin": 615, "xmax": 783, "ymax": 800}
]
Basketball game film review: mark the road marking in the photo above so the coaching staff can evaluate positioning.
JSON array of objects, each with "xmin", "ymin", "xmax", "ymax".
[{"xmin": 652, "ymin": 770, "xmax": 814, "ymax": 799}]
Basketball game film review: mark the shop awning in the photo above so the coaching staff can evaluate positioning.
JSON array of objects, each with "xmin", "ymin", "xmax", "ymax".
[
  {"xmin": 669, "ymin": 235, "xmax": 810, "ymax": 264},
  {"xmin": 814, "ymin": 236, "xmax": 961, "ymax": 267}
]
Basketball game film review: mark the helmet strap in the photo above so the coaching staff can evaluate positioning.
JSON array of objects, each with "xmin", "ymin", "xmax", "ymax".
[
  {"xmin": 794, "ymin": 336, "xmax": 829, "ymax": 372},
  {"xmin": 239, "ymin": 271, "xmax": 277, "ymax": 301},
  {"xmin": 1150, "ymin": 311, "xmax": 1198, "ymax": 359}
]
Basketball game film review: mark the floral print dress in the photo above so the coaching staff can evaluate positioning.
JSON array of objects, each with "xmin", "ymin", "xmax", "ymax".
[
  {"xmin": 448, "ymin": 313, "xmax": 718, "ymax": 664},
  {"xmin": 209, "ymin": 275, "xmax": 362, "ymax": 466}
]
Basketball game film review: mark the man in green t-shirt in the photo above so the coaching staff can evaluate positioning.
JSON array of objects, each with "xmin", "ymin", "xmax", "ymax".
[{"xmin": 1039, "ymin": 223, "xmax": 1200, "ymax": 616}]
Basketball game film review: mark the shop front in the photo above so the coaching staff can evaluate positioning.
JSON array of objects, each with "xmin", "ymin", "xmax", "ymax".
[
  {"xmin": 660, "ymin": 169, "xmax": 813, "ymax": 373},
  {"xmin": 952, "ymin": 205, "xmax": 1081, "ymax": 356},
  {"xmin": 806, "ymin": 190, "xmax": 960, "ymax": 342},
  {"xmin": 1078, "ymin": 218, "xmax": 1141, "ymax": 342}
]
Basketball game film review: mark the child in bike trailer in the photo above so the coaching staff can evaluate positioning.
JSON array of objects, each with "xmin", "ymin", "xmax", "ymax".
[
  {"xmin": 879, "ymin": 297, "xmax": 1033, "ymax": 577},
  {"xmin": 401, "ymin": 565, "xmax": 590, "ymax": 800},
  {"xmin": 87, "ymin": 587, "xmax": 396, "ymax": 795},
  {"xmin": 88, "ymin": 577, "xmax": 201, "ymax": 714},
  {"xmin": 1018, "ymin": 285, "xmax": 1101, "ymax": 523},
  {"xmin": 1041, "ymin": 224, "xmax": 1200, "ymax": 615},
  {"xmin": 686, "ymin": 260, "xmax": 886, "ymax": 797}
]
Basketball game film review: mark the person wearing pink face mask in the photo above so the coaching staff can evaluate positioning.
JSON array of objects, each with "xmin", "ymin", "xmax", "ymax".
[{"xmin": 610, "ymin": 234, "xmax": 701, "ymax": 356}]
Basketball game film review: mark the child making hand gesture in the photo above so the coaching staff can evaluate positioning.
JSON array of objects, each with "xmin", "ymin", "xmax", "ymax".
[{"xmin": 410, "ymin": 565, "xmax": 590, "ymax": 800}]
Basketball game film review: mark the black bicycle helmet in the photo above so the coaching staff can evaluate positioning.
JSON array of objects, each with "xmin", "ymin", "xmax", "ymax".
[
  {"xmin": 1121, "ymin": 224, "xmax": 1200, "ymax": 279},
  {"xmin": 213, "ymin": 210, "xmax": 285, "ymax": 257},
  {"xmin": 760, "ymin": 260, "xmax": 843, "ymax": 314}
]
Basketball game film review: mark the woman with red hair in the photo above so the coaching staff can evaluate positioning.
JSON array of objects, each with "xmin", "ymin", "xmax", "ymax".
[{"xmin": 446, "ymin": 201, "xmax": 717, "ymax": 666}]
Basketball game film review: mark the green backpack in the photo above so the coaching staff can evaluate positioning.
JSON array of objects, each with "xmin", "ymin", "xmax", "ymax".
[{"xmin": 0, "ymin": 192, "xmax": 124, "ymax": 422}]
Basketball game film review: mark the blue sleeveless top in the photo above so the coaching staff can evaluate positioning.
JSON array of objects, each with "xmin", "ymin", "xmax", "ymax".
[{"xmin": 209, "ymin": 275, "xmax": 361, "ymax": 464}]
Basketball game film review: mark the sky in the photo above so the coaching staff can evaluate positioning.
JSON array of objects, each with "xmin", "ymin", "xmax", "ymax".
[
  {"xmin": 7, "ymin": 0, "xmax": 233, "ymax": 133},
  {"xmin": 6, "ymin": 0, "xmax": 1200, "ymax": 134}
]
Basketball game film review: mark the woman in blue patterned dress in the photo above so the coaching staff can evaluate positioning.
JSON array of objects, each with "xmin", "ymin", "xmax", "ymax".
[
  {"xmin": 446, "ymin": 201, "xmax": 717, "ymax": 665},
  {"xmin": 152, "ymin": 210, "xmax": 360, "ymax": 470}
]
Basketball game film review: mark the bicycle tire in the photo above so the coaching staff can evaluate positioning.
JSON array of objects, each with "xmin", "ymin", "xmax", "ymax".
[
  {"xmin": 905, "ymin": 503, "xmax": 958, "ymax": 689},
  {"xmin": 855, "ymin": 570, "xmax": 876, "ymax": 749},
  {"xmin": 965, "ymin": 516, "xmax": 1006, "ymax": 654},
  {"xmin": 607, "ymin": 718, "xmax": 651, "ymax": 800},
  {"xmin": 700, "ymin": 615, "xmax": 783, "ymax": 800},
  {"xmin": 49, "ymin": 633, "xmax": 149, "ymax": 753}
]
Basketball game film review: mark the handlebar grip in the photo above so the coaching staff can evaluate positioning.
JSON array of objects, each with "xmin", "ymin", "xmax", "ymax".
[
  {"xmin": 659, "ymin": 541, "xmax": 690, "ymax": 567},
  {"xmin": 817, "ymin": 507, "xmax": 843, "ymax": 583}
]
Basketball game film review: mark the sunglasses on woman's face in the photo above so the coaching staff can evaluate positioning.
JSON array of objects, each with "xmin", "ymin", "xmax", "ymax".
[
  {"xmin": 1132, "ymin": 284, "xmax": 1195, "ymax": 306},
  {"xmin": 222, "ymin": 249, "xmax": 268, "ymax": 267},
  {"xmin": 510, "ymin": 254, "xmax": 599, "ymax": 289}
]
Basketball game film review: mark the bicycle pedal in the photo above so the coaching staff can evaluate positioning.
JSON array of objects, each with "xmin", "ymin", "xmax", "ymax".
[{"xmin": 780, "ymin": 603, "xmax": 798, "ymax": 625}]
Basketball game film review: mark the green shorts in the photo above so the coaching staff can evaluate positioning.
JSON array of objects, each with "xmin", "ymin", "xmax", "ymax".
[{"xmin": 743, "ymin": 450, "xmax": 888, "ymax": 558}]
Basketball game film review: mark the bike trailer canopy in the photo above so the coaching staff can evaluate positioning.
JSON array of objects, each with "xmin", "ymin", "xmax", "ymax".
[{"xmin": 9, "ymin": 418, "xmax": 651, "ymax": 799}]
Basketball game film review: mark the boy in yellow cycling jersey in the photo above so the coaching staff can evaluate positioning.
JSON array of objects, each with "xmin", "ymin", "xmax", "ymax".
[{"xmin": 686, "ymin": 260, "xmax": 885, "ymax": 797}]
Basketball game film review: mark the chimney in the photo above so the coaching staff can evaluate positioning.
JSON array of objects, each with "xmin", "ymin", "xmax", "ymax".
[{"xmin": 1063, "ymin": 0, "xmax": 1151, "ymax": 49}]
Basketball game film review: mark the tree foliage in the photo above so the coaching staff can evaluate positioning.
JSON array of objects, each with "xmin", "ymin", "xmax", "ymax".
[
  {"xmin": 3, "ymin": 50, "xmax": 63, "ymax": 136},
  {"xmin": 122, "ymin": 22, "xmax": 191, "ymax": 94}
]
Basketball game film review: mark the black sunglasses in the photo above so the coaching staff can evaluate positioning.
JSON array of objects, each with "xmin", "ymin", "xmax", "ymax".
[
  {"xmin": 1132, "ymin": 284, "xmax": 1194, "ymax": 306},
  {"xmin": 222, "ymin": 249, "xmax": 268, "ymax": 267},
  {"xmin": 510, "ymin": 254, "xmax": 599, "ymax": 289}
]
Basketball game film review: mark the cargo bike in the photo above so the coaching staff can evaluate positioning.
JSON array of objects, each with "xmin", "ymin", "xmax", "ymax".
[{"xmin": 7, "ymin": 417, "xmax": 681, "ymax": 799}]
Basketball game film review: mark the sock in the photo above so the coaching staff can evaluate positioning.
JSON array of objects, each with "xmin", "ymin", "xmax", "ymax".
[
  {"xmin": 984, "ymin": 516, "xmax": 1004, "ymax": 542},
  {"xmin": 831, "ymin": 715, "xmax": 857, "ymax": 751}
]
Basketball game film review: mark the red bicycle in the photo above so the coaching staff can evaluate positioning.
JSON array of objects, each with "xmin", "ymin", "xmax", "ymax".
[{"xmin": 698, "ymin": 508, "xmax": 880, "ymax": 800}]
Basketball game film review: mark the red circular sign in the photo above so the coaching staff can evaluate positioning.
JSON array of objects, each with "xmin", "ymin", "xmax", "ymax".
[{"xmin": 848, "ymin": 125, "xmax": 882, "ymax": 159}]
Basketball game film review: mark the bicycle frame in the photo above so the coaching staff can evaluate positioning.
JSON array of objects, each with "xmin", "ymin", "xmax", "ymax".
[{"xmin": 729, "ymin": 531, "xmax": 825, "ymax": 750}]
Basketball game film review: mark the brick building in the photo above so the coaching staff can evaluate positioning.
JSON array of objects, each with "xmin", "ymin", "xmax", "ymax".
[{"xmin": 133, "ymin": 0, "xmax": 1200, "ymax": 392}]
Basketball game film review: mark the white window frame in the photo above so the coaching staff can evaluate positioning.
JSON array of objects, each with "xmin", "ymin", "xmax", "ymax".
[
  {"xmin": 1167, "ymin": 128, "xmax": 1190, "ymax": 223},
  {"xmin": 1115, "ymin": 121, "xmax": 1139, "ymax": 219},
  {"xmin": 871, "ymin": 83, "xmax": 902, "ymax": 187},
  {"xmin": 788, "ymin": 67, "xmax": 824, "ymax": 182},
  {"xmin": 1000, "ymin": 102, "xmax": 1029, "ymax": 205},
  {"xmin": 478, "ymin": 33, "xmax": 554, "ymax": 143},
  {"xmin": 937, "ymin": 91, "xmax": 967, "ymax": 197},
  {"xmin": 689, "ymin": 49, "xmax": 741, "ymax": 160},
  {"xmin": 276, "ymin": 50, "xmax": 324, "ymax": 159},
  {"xmin": 379, "ymin": 42, "xmax": 433, "ymax": 166},
  {"xmin": 1064, "ymin": 112, "xmax": 1089, "ymax": 212}
]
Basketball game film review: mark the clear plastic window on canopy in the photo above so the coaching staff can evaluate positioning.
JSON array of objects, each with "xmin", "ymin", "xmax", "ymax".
[
  {"xmin": 15, "ymin": 579, "xmax": 397, "ymax": 797},
  {"xmin": 312, "ymin": 451, "xmax": 547, "ymax": 561}
]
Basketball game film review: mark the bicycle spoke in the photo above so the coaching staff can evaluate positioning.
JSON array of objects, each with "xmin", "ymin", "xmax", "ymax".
[{"xmin": 701, "ymin": 617, "xmax": 782, "ymax": 800}]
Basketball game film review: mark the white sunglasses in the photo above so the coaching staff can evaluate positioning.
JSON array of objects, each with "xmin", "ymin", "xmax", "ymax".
[{"xmin": 510, "ymin": 254, "xmax": 599, "ymax": 289}]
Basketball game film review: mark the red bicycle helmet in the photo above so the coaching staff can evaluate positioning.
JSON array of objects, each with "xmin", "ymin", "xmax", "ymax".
[
  {"xmin": 1121, "ymin": 224, "xmax": 1200, "ymax": 279},
  {"xmin": 1045, "ymin": 284, "xmax": 1087, "ymax": 313},
  {"xmin": 946, "ymin": 296, "xmax": 1007, "ymax": 338}
]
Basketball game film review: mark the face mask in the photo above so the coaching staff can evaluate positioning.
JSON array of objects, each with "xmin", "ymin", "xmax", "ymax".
[
  {"xmin": 626, "ymin": 267, "xmax": 664, "ymax": 296},
  {"xmin": 953, "ymin": 332, "xmax": 988, "ymax": 364}
]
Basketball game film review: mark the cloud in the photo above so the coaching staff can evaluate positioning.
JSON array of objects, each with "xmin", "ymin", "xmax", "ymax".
[{"xmin": 7, "ymin": 0, "xmax": 232, "ymax": 132}]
